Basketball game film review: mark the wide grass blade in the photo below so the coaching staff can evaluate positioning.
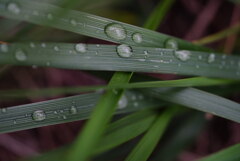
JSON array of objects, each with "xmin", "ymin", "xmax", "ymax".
[
  {"xmin": 143, "ymin": 87, "xmax": 240, "ymax": 123},
  {"xmin": 0, "ymin": 0, "xmax": 205, "ymax": 51},
  {"xmin": 0, "ymin": 90, "xmax": 160, "ymax": 134},
  {"xmin": 197, "ymin": 143, "xmax": 240, "ymax": 161},
  {"xmin": 1, "ymin": 43, "xmax": 240, "ymax": 78}
]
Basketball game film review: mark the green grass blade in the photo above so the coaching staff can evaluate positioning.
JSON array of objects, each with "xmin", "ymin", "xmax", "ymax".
[
  {"xmin": 125, "ymin": 107, "xmax": 177, "ymax": 161},
  {"xmin": 0, "ymin": 0, "xmax": 205, "ymax": 51},
  {"xmin": 0, "ymin": 90, "xmax": 160, "ymax": 134},
  {"xmin": 0, "ymin": 77, "xmax": 234, "ymax": 99},
  {"xmin": 197, "ymin": 143, "xmax": 240, "ymax": 161},
  {"xmin": 143, "ymin": 0, "xmax": 175, "ymax": 29},
  {"xmin": 144, "ymin": 87, "xmax": 240, "ymax": 123},
  {"xmin": 1, "ymin": 43, "xmax": 240, "ymax": 78}
]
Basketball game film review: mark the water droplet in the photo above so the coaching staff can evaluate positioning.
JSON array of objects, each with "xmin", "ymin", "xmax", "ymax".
[
  {"xmin": 32, "ymin": 65, "xmax": 38, "ymax": 69},
  {"xmin": 30, "ymin": 42, "xmax": 35, "ymax": 48},
  {"xmin": 133, "ymin": 102, "xmax": 139, "ymax": 107},
  {"xmin": 144, "ymin": 50, "xmax": 149, "ymax": 58},
  {"xmin": 54, "ymin": 46, "xmax": 59, "ymax": 51},
  {"xmin": 117, "ymin": 95, "xmax": 128, "ymax": 109},
  {"xmin": 222, "ymin": 55, "xmax": 226, "ymax": 59},
  {"xmin": 46, "ymin": 62, "xmax": 51, "ymax": 66},
  {"xmin": 33, "ymin": 10, "xmax": 39, "ymax": 16},
  {"xmin": 132, "ymin": 33, "xmax": 143, "ymax": 43},
  {"xmin": 208, "ymin": 53, "xmax": 215, "ymax": 63},
  {"xmin": 1, "ymin": 108, "xmax": 7, "ymax": 113},
  {"xmin": 131, "ymin": 95, "xmax": 136, "ymax": 100},
  {"xmin": 41, "ymin": 43, "xmax": 46, "ymax": 48},
  {"xmin": 15, "ymin": 50, "xmax": 27, "ymax": 61},
  {"xmin": 62, "ymin": 115, "xmax": 67, "ymax": 119},
  {"xmin": 117, "ymin": 44, "xmax": 133, "ymax": 58},
  {"xmin": 70, "ymin": 106, "xmax": 77, "ymax": 114},
  {"xmin": 175, "ymin": 50, "xmax": 191, "ymax": 61},
  {"xmin": 70, "ymin": 19, "xmax": 77, "ymax": 26},
  {"xmin": 196, "ymin": 65, "xmax": 200, "ymax": 68},
  {"xmin": 198, "ymin": 55, "xmax": 202, "ymax": 60},
  {"xmin": 105, "ymin": 23, "xmax": 127, "ymax": 40},
  {"xmin": 13, "ymin": 120, "xmax": 17, "ymax": 124},
  {"xmin": 54, "ymin": 111, "xmax": 58, "ymax": 114},
  {"xmin": 32, "ymin": 110, "xmax": 46, "ymax": 121},
  {"xmin": 0, "ymin": 44, "xmax": 8, "ymax": 52},
  {"xmin": 7, "ymin": 2, "xmax": 21, "ymax": 14},
  {"xmin": 75, "ymin": 43, "xmax": 86, "ymax": 53},
  {"xmin": 47, "ymin": 13, "xmax": 53, "ymax": 20},
  {"xmin": 165, "ymin": 39, "xmax": 178, "ymax": 49}
]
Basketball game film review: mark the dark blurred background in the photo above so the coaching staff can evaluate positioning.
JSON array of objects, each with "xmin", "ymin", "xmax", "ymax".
[{"xmin": 0, "ymin": 0, "xmax": 239, "ymax": 160}]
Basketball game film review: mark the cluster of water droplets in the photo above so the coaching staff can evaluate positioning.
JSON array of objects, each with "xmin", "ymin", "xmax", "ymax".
[{"xmin": 7, "ymin": 2, "xmax": 21, "ymax": 14}]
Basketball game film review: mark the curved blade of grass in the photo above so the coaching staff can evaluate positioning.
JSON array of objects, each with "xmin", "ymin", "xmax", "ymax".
[
  {"xmin": 193, "ymin": 23, "xmax": 240, "ymax": 45},
  {"xmin": 143, "ymin": 87, "xmax": 240, "ymax": 123},
  {"xmin": 125, "ymin": 107, "xmax": 178, "ymax": 161},
  {"xmin": 1, "ymin": 43, "xmax": 240, "ymax": 79},
  {"xmin": 0, "ymin": 0, "xmax": 206, "ymax": 51},
  {"xmin": 0, "ymin": 77, "xmax": 235, "ymax": 99},
  {"xmin": 0, "ymin": 90, "xmax": 160, "ymax": 134},
  {"xmin": 197, "ymin": 143, "xmax": 240, "ymax": 161}
]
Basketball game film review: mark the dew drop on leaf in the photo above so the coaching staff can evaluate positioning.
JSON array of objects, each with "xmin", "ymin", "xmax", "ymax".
[
  {"xmin": 32, "ymin": 110, "xmax": 46, "ymax": 121},
  {"xmin": 70, "ymin": 106, "xmax": 77, "ymax": 114},
  {"xmin": 132, "ymin": 33, "xmax": 143, "ymax": 43},
  {"xmin": 165, "ymin": 39, "xmax": 178, "ymax": 49},
  {"xmin": 54, "ymin": 46, "xmax": 59, "ymax": 51},
  {"xmin": 75, "ymin": 43, "xmax": 86, "ymax": 53},
  {"xmin": 47, "ymin": 13, "xmax": 53, "ymax": 20},
  {"xmin": 30, "ymin": 42, "xmax": 35, "ymax": 48},
  {"xmin": 117, "ymin": 95, "xmax": 128, "ymax": 109},
  {"xmin": 175, "ymin": 50, "xmax": 191, "ymax": 61},
  {"xmin": 208, "ymin": 53, "xmax": 215, "ymax": 63},
  {"xmin": 15, "ymin": 50, "xmax": 27, "ymax": 61},
  {"xmin": 117, "ymin": 44, "xmax": 133, "ymax": 58},
  {"xmin": 1, "ymin": 108, "xmax": 7, "ymax": 113},
  {"xmin": 0, "ymin": 44, "xmax": 8, "ymax": 52},
  {"xmin": 7, "ymin": 2, "xmax": 21, "ymax": 14},
  {"xmin": 105, "ymin": 23, "xmax": 127, "ymax": 40},
  {"xmin": 70, "ymin": 19, "xmax": 77, "ymax": 26}
]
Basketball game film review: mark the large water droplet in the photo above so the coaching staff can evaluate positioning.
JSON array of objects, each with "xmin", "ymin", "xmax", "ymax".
[
  {"xmin": 208, "ymin": 53, "xmax": 215, "ymax": 63},
  {"xmin": 15, "ymin": 50, "xmax": 27, "ymax": 61},
  {"xmin": 0, "ymin": 44, "xmax": 8, "ymax": 52},
  {"xmin": 7, "ymin": 2, "xmax": 21, "ymax": 14},
  {"xmin": 75, "ymin": 43, "xmax": 87, "ymax": 53},
  {"xmin": 117, "ymin": 44, "xmax": 133, "ymax": 58},
  {"xmin": 175, "ymin": 50, "xmax": 191, "ymax": 61},
  {"xmin": 117, "ymin": 95, "xmax": 128, "ymax": 109},
  {"xmin": 132, "ymin": 33, "xmax": 143, "ymax": 43},
  {"xmin": 165, "ymin": 39, "xmax": 178, "ymax": 49},
  {"xmin": 32, "ymin": 110, "xmax": 46, "ymax": 121},
  {"xmin": 105, "ymin": 23, "xmax": 127, "ymax": 40},
  {"xmin": 70, "ymin": 106, "xmax": 77, "ymax": 114}
]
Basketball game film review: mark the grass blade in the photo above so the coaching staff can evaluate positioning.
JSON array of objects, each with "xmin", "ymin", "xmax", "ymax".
[
  {"xmin": 197, "ymin": 143, "xmax": 240, "ymax": 161},
  {"xmin": 1, "ymin": 43, "xmax": 240, "ymax": 78},
  {"xmin": 144, "ymin": 87, "xmax": 240, "ymax": 123},
  {"xmin": 0, "ymin": 90, "xmax": 160, "ymax": 134},
  {"xmin": 0, "ymin": 0, "xmax": 205, "ymax": 51},
  {"xmin": 125, "ymin": 107, "xmax": 177, "ymax": 161}
]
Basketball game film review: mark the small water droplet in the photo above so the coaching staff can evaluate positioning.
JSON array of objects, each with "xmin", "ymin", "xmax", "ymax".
[
  {"xmin": 132, "ymin": 33, "xmax": 143, "ymax": 43},
  {"xmin": 33, "ymin": 10, "xmax": 39, "ymax": 16},
  {"xmin": 15, "ymin": 50, "xmax": 27, "ymax": 61},
  {"xmin": 196, "ymin": 65, "xmax": 200, "ymax": 68},
  {"xmin": 0, "ymin": 44, "xmax": 8, "ymax": 52},
  {"xmin": 70, "ymin": 106, "xmax": 77, "ymax": 114},
  {"xmin": 117, "ymin": 44, "xmax": 133, "ymax": 58},
  {"xmin": 46, "ymin": 62, "xmax": 51, "ymax": 66},
  {"xmin": 133, "ymin": 102, "xmax": 139, "ymax": 107},
  {"xmin": 62, "ymin": 115, "xmax": 67, "ymax": 119},
  {"xmin": 117, "ymin": 95, "xmax": 128, "ymax": 109},
  {"xmin": 144, "ymin": 50, "xmax": 149, "ymax": 58},
  {"xmin": 30, "ymin": 42, "xmax": 35, "ymax": 48},
  {"xmin": 198, "ymin": 55, "xmax": 202, "ymax": 60},
  {"xmin": 1, "ymin": 108, "xmax": 7, "ymax": 113},
  {"xmin": 7, "ymin": 2, "xmax": 21, "ymax": 14},
  {"xmin": 54, "ymin": 46, "xmax": 59, "ymax": 51},
  {"xmin": 32, "ymin": 65, "xmax": 38, "ymax": 69},
  {"xmin": 54, "ymin": 111, "xmax": 58, "ymax": 114},
  {"xmin": 13, "ymin": 120, "xmax": 17, "ymax": 124},
  {"xmin": 70, "ymin": 19, "xmax": 77, "ymax": 26},
  {"xmin": 222, "ymin": 55, "xmax": 226, "ymax": 59},
  {"xmin": 32, "ymin": 110, "xmax": 46, "ymax": 121},
  {"xmin": 75, "ymin": 43, "xmax": 86, "ymax": 53},
  {"xmin": 175, "ymin": 50, "xmax": 191, "ymax": 61},
  {"xmin": 208, "ymin": 53, "xmax": 215, "ymax": 63},
  {"xmin": 131, "ymin": 95, "xmax": 136, "ymax": 100},
  {"xmin": 105, "ymin": 23, "xmax": 127, "ymax": 40},
  {"xmin": 47, "ymin": 13, "xmax": 53, "ymax": 20},
  {"xmin": 41, "ymin": 43, "xmax": 46, "ymax": 48},
  {"xmin": 165, "ymin": 39, "xmax": 178, "ymax": 49}
]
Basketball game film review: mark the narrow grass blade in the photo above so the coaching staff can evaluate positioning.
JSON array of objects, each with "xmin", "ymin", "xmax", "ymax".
[
  {"xmin": 194, "ymin": 23, "xmax": 240, "ymax": 45},
  {"xmin": 197, "ymin": 143, "xmax": 240, "ymax": 161},
  {"xmin": 143, "ymin": 87, "xmax": 240, "ymax": 123},
  {"xmin": 1, "ymin": 43, "xmax": 240, "ymax": 78},
  {"xmin": 0, "ymin": 77, "xmax": 234, "ymax": 99},
  {"xmin": 0, "ymin": 0, "xmax": 206, "ymax": 51},
  {"xmin": 0, "ymin": 90, "xmax": 160, "ymax": 134},
  {"xmin": 125, "ymin": 107, "xmax": 177, "ymax": 161}
]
